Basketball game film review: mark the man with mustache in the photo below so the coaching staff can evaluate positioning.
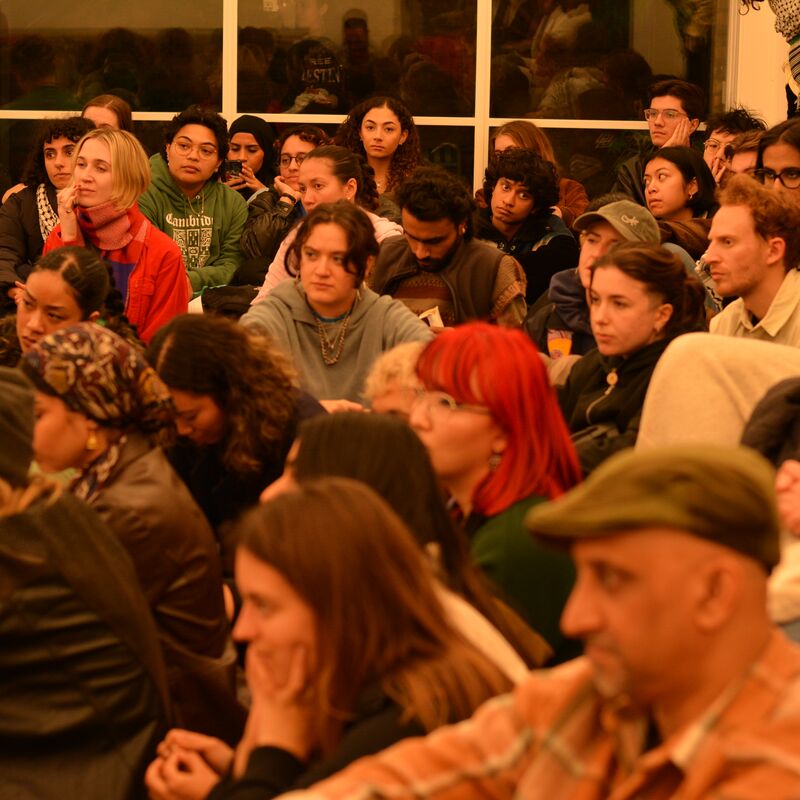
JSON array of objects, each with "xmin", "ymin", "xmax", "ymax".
[
  {"xmin": 274, "ymin": 446, "xmax": 800, "ymax": 799},
  {"xmin": 369, "ymin": 166, "xmax": 527, "ymax": 328}
]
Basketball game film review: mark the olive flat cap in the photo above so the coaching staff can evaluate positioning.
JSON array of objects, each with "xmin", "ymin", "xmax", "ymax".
[{"xmin": 525, "ymin": 445, "xmax": 780, "ymax": 571}]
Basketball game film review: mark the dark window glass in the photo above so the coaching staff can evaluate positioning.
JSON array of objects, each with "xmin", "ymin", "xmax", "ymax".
[
  {"xmin": 237, "ymin": 1, "xmax": 477, "ymax": 116},
  {"xmin": 491, "ymin": 0, "xmax": 728, "ymax": 120}
]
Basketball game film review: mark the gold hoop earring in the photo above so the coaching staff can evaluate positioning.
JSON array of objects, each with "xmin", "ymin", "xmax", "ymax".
[
  {"xmin": 489, "ymin": 451, "xmax": 502, "ymax": 472},
  {"xmin": 86, "ymin": 431, "xmax": 98, "ymax": 452}
]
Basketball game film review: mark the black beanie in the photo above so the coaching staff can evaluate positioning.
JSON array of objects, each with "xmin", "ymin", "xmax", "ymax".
[{"xmin": 0, "ymin": 367, "xmax": 33, "ymax": 487}]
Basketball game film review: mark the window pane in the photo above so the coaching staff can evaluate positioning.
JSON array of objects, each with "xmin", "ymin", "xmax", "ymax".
[
  {"xmin": 0, "ymin": 2, "xmax": 222, "ymax": 111},
  {"xmin": 237, "ymin": 0, "xmax": 477, "ymax": 115},
  {"xmin": 418, "ymin": 126, "xmax": 475, "ymax": 186},
  {"xmin": 491, "ymin": 0, "xmax": 728, "ymax": 120}
]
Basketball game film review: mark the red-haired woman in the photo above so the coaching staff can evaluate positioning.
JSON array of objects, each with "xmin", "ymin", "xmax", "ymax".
[{"xmin": 409, "ymin": 322, "xmax": 582, "ymax": 663}]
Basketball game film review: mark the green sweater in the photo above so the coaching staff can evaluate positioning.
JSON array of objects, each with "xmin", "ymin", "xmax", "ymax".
[
  {"xmin": 470, "ymin": 494, "xmax": 580, "ymax": 664},
  {"xmin": 138, "ymin": 154, "xmax": 247, "ymax": 293}
]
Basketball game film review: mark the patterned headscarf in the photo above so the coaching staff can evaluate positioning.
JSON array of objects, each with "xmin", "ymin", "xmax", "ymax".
[{"xmin": 20, "ymin": 322, "xmax": 173, "ymax": 433}]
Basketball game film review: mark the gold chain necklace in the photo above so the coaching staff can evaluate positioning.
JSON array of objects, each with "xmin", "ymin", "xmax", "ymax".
[
  {"xmin": 185, "ymin": 189, "xmax": 205, "ymax": 217},
  {"xmin": 316, "ymin": 308, "xmax": 354, "ymax": 365}
]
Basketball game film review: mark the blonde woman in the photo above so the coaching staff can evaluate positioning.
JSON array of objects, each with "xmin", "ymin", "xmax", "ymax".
[{"xmin": 43, "ymin": 127, "xmax": 188, "ymax": 342}]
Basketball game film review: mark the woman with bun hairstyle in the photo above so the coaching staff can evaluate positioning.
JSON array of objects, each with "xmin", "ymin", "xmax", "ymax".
[
  {"xmin": 559, "ymin": 241, "xmax": 707, "ymax": 475},
  {"xmin": 44, "ymin": 126, "xmax": 188, "ymax": 342},
  {"xmin": 250, "ymin": 145, "xmax": 401, "ymax": 302}
]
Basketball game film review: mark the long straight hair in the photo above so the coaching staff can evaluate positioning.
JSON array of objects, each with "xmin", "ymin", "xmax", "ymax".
[
  {"xmin": 235, "ymin": 478, "xmax": 512, "ymax": 755},
  {"xmin": 416, "ymin": 323, "xmax": 582, "ymax": 515}
]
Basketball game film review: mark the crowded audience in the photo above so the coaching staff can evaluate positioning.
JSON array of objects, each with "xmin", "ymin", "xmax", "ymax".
[{"xmin": 3, "ymin": 44, "xmax": 800, "ymax": 800}]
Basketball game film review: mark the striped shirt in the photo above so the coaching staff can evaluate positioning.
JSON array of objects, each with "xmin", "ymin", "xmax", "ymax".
[{"xmin": 281, "ymin": 630, "xmax": 800, "ymax": 800}]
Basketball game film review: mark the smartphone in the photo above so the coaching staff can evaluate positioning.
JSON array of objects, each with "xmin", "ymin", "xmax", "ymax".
[{"xmin": 223, "ymin": 160, "xmax": 243, "ymax": 179}]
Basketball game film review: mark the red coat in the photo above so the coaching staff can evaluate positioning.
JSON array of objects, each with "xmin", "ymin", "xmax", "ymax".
[{"xmin": 44, "ymin": 220, "xmax": 189, "ymax": 343}]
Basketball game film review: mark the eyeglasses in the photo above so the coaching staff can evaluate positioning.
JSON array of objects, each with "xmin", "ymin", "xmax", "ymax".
[
  {"xmin": 704, "ymin": 138, "xmax": 724, "ymax": 153},
  {"xmin": 279, "ymin": 153, "xmax": 307, "ymax": 167},
  {"xmin": 413, "ymin": 389, "xmax": 491, "ymax": 416},
  {"xmin": 643, "ymin": 108, "xmax": 686, "ymax": 122},
  {"xmin": 172, "ymin": 139, "xmax": 218, "ymax": 159},
  {"xmin": 753, "ymin": 167, "xmax": 800, "ymax": 190}
]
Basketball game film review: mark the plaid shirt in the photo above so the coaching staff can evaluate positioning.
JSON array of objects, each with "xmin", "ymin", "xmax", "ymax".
[{"xmin": 281, "ymin": 631, "xmax": 800, "ymax": 800}]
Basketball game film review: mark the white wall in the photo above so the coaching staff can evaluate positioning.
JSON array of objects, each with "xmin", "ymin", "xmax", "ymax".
[{"xmin": 733, "ymin": 3, "xmax": 789, "ymax": 125}]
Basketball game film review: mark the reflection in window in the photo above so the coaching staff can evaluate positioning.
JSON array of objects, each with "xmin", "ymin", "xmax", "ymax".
[
  {"xmin": 490, "ymin": 0, "xmax": 726, "ymax": 121},
  {"xmin": 237, "ymin": 0, "xmax": 477, "ymax": 116}
]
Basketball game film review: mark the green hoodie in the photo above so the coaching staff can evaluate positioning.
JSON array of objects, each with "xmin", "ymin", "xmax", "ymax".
[{"xmin": 139, "ymin": 154, "xmax": 247, "ymax": 293}]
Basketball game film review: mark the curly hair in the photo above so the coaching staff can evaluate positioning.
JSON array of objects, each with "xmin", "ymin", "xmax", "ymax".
[
  {"xmin": 483, "ymin": 148, "xmax": 559, "ymax": 220},
  {"xmin": 718, "ymin": 173, "xmax": 800, "ymax": 270},
  {"xmin": 303, "ymin": 145, "xmax": 380, "ymax": 212},
  {"xmin": 274, "ymin": 124, "xmax": 330, "ymax": 160},
  {"xmin": 286, "ymin": 202, "xmax": 378, "ymax": 282},
  {"xmin": 21, "ymin": 117, "xmax": 96, "ymax": 187},
  {"xmin": 333, "ymin": 96, "xmax": 423, "ymax": 194},
  {"xmin": 395, "ymin": 166, "xmax": 475, "ymax": 240},
  {"xmin": 162, "ymin": 105, "xmax": 229, "ymax": 176},
  {"xmin": 146, "ymin": 314, "xmax": 297, "ymax": 475}
]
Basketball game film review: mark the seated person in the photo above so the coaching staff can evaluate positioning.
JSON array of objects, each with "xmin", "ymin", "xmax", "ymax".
[
  {"xmin": 21, "ymin": 323, "xmax": 243, "ymax": 744},
  {"xmin": 707, "ymin": 174, "xmax": 800, "ymax": 346},
  {"xmin": 526, "ymin": 197, "xmax": 661, "ymax": 359},
  {"xmin": 613, "ymin": 78, "xmax": 705, "ymax": 205},
  {"xmin": 6, "ymin": 246, "xmax": 139, "ymax": 367},
  {"xmin": 0, "ymin": 366, "xmax": 169, "ymax": 800},
  {"xmin": 702, "ymin": 106, "xmax": 765, "ymax": 184},
  {"xmin": 0, "ymin": 116, "xmax": 94, "ymax": 313},
  {"xmin": 409, "ymin": 322, "xmax": 582, "ymax": 663},
  {"xmin": 43, "ymin": 127, "xmax": 188, "ymax": 343},
  {"xmin": 138, "ymin": 105, "xmax": 248, "ymax": 295},
  {"xmin": 251, "ymin": 145, "xmax": 401, "ymax": 302},
  {"xmin": 475, "ymin": 148, "xmax": 578, "ymax": 304},
  {"xmin": 722, "ymin": 129, "xmax": 763, "ymax": 183},
  {"xmin": 644, "ymin": 146, "xmax": 717, "ymax": 222},
  {"xmin": 369, "ymin": 166, "xmax": 527, "ymax": 327},
  {"xmin": 265, "ymin": 445, "xmax": 800, "ymax": 800},
  {"xmin": 146, "ymin": 313, "xmax": 324, "ymax": 552},
  {"xmin": 238, "ymin": 124, "xmax": 329, "ymax": 282},
  {"xmin": 559, "ymin": 242, "xmax": 706, "ymax": 474},
  {"xmin": 145, "ymin": 478, "xmax": 514, "ymax": 800},
  {"xmin": 242, "ymin": 202, "xmax": 432, "ymax": 405},
  {"xmin": 487, "ymin": 120, "xmax": 589, "ymax": 228},
  {"xmin": 222, "ymin": 114, "xmax": 276, "ymax": 202}
]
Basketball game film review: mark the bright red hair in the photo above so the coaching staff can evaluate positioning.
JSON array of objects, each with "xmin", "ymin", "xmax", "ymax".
[{"xmin": 416, "ymin": 323, "xmax": 581, "ymax": 516}]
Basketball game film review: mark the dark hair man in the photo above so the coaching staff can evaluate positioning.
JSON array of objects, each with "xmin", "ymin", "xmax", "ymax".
[
  {"xmin": 476, "ymin": 148, "xmax": 578, "ymax": 304},
  {"xmin": 139, "ymin": 105, "xmax": 247, "ymax": 295},
  {"xmin": 276, "ymin": 445, "xmax": 800, "ymax": 799},
  {"xmin": 613, "ymin": 78, "xmax": 705, "ymax": 205},
  {"xmin": 703, "ymin": 107, "xmax": 766, "ymax": 184},
  {"xmin": 369, "ymin": 166, "xmax": 527, "ymax": 327}
]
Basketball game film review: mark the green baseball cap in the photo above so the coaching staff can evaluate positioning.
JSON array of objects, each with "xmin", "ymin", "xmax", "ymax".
[
  {"xmin": 526, "ymin": 445, "xmax": 780, "ymax": 571},
  {"xmin": 574, "ymin": 200, "xmax": 660, "ymax": 244}
]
